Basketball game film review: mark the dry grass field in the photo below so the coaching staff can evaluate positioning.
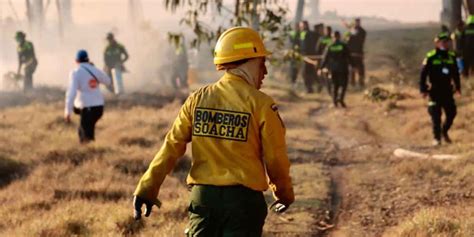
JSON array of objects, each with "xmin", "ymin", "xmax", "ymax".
[{"xmin": 0, "ymin": 26, "xmax": 473, "ymax": 236}]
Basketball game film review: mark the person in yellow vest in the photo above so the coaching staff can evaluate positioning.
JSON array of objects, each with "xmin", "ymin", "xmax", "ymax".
[
  {"xmin": 133, "ymin": 27, "xmax": 294, "ymax": 236},
  {"xmin": 288, "ymin": 23, "xmax": 301, "ymax": 86},
  {"xmin": 316, "ymin": 26, "xmax": 333, "ymax": 56},
  {"xmin": 15, "ymin": 31, "xmax": 38, "ymax": 92},
  {"xmin": 317, "ymin": 26, "xmax": 334, "ymax": 94}
]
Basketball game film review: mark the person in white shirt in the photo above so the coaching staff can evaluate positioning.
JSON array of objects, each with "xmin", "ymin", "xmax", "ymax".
[{"xmin": 65, "ymin": 50, "xmax": 112, "ymax": 143}]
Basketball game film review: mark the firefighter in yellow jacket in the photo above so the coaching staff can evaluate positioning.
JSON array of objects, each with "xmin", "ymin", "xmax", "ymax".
[{"xmin": 133, "ymin": 27, "xmax": 294, "ymax": 236}]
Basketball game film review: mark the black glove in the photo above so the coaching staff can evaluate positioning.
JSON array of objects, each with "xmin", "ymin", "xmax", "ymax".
[
  {"xmin": 269, "ymin": 200, "xmax": 289, "ymax": 214},
  {"xmin": 133, "ymin": 195, "xmax": 154, "ymax": 220}
]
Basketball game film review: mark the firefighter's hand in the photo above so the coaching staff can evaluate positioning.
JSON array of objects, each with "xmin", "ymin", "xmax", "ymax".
[
  {"xmin": 64, "ymin": 114, "xmax": 71, "ymax": 123},
  {"xmin": 269, "ymin": 200, "xmax": 289, "ymax": 214},
  {"xmin": 133, "ymin": 195, "xmax": 154, "ymax": 220}
]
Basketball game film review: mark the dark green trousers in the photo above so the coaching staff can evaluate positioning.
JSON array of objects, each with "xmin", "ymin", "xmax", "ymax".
[{"xmin": 185, "ymin": 185, "xmax": 268, "ymax": 237}]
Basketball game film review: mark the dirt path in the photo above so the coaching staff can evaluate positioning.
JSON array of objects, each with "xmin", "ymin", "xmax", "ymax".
[
  {"xmin": 302, "ymin": 89, "xmax": 474, "ymax": 236},
  {"xmin": 308, "ymin": 98, "xmax": 384, "ymax": 236}
]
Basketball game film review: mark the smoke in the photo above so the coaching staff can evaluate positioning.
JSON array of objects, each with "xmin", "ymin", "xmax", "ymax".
[{"xmin": 0, "ymin": 1, "xmax": 196, "ymax": 93}]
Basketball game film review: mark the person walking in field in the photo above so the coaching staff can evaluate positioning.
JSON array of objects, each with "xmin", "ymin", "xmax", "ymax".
[
  {"xmin": 420, "ymin": 33, "xmax": 461, "ymax": 146},
  {"xmin": 170, "ymin": 39, "xmax": 190, "ymax": 90},
  {"xmin": 104, "ymin": 33, "xmax": 129, "ymax": 94},
  {"xmin": 133, "ymin": 27, "xmax": 295, "ymax": 236},
  {"xmin": 320, "ymin": 31, "xmax": 351, "ymax": 108},
  {"xmin": 15, "ymin": 31, "xmax": 38, "ymax": 92},
  {"xmin": 65, "ymin": 50, "xmax": 112, "ymax": 144},
  {"xmin": 316, "ymin": 26, "xmax": 334, "ymax": 94},
  {"xmin": 344, "ymin": 18, "xmax": 367, "ymax": 89}
]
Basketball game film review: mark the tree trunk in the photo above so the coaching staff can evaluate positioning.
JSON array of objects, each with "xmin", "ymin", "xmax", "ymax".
[
  {"xmin": 25, "ymin": 0, "xmax": 32, "ymax": 25},
  {"xmin": 441, "ymin": 0, "xmax": 462, "ymax": 30},
  {"xmin": 56, "ymin": 0, "xmax": 63, "ymax": 38},
  {"xmin": 465, "ymin": 0, "xmax": 474, "ymax": 15},
  {"xmin": 128, "ymin": 0, "xmax": 144, "ymax": 26},
  {"xmin": 294, "ymin": 0, "xmax": 304, "ymax": 24},
  {"xmin": 235, "ymin": 0, "xmax": 240, "ymax": 18},
  {"xmin": 250, "ymin": 0, "xmax": 259, "ymax": 30},
  {"xmin": 60, "ymin": 0, "xmax": 73, "ymax": 26}
]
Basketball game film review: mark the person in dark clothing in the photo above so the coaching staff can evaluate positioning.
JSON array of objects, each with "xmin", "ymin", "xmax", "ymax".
[
  {"xmin": 321, "ymin": 31, "xmax": 351, "ymax": 108},
  {"xmin": 317, "ymin": 26, "xmax": 334, "ymax": 94},
  {"xmin": 461, "ymin": 15, "xmax": 474, "ymax": 77},
  {"xmin": 78, "ymin": 106, "xmax": 104, "ymax": 143},
  {"xmin": 420, "ymin": 33, "xmax": 461, "ymax": 146},
  {"xmin": 299, "ymin": 20, "xmax": 318, "ymax": 93},
  {"xmin": 345, "ymin": 18, "xmax": 367, "ymax": 88},
  {"xmin": 313, "ymin": 23, "xmax": 325, "ymax": 92},
  {"xmin": 288, "ymin": 23, "xmax": 301, "ymax": 86},
  {"xmin": 316, "ymin": 26, "xmax": 332, "ymax": 56},
  {"xmin": 313, "ymin": 23, "xmax": 324, "ymax": 44},
  {"xmin": 104, "ymin": 32, "xmax": 129, "ymax": 94},
  {"xmin": 15, "ymin": 31, "xmax": 38, "ymax": 92}
]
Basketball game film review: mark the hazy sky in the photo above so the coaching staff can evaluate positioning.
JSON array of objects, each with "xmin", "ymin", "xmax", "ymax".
[
  {"xmin": 319, "ymin": 0, "xmax": 441, "ymax": 22},
  {"xmin": 1, "ymin": 0, "xmax": 442, "ymax": 23}
]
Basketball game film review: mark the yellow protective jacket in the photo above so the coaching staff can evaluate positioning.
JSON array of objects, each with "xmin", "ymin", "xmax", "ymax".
[{"xmin": 134, "ymin": 72, "xmax": 294, "ymax": 206}]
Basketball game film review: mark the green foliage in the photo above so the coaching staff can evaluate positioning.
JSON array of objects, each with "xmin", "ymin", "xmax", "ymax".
[{"xmin": 165, "ymin": 0, "xmax": 291, "ymax": 61}]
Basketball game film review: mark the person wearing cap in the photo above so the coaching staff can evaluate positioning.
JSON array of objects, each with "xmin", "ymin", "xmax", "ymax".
[
  {"xmin": 133, "ymin": 27, "xmax": 294, "ymax": 236},
  {"xmin": 420, "ymin": 33, "xmax": 461, "ymax": 146},
  {"xmin": 15, "ymin": 31, "xmax": 38, "ymax": 92},
  {"xmin": 320, "ymin": 31, "xmax": 351, "ymax": 108},
  {"xmin": 344, "ymin": 18, "xmax": 367, "ymax": 89},
  {"xmin": 65, "ymin": 50, "xmax": 112, "ymax": 144},
  {"xmin": 104, "ymin": 32, "xmax": 129, "ymax": 94},
  {"xmin": 461, "ymin": 15, "xmax": 474, "ymax": 77}
]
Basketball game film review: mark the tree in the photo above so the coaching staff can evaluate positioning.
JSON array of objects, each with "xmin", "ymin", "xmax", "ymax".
[
  {"xmin": 165, "ymin": 0, "xmax": 291, "ymax": 61},
  {"xmin": 294, "ymin": 0, "xmax": 304, "ymax": 25}
]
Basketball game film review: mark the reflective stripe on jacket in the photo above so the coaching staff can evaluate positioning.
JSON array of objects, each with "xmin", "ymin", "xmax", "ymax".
[
  {"xmin": 420, "ymin": 49, "xmax": 460, "ymax": 101},
  {"xmin": 134, "ymin": 72, "xmax": 295, "ymax": 205}
]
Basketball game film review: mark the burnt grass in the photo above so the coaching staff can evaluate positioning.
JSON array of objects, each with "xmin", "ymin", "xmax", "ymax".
[
  {"xmin": 53, "ymin": 189, "xmax": 127, "ymax": 202},
  {"xmin": 38, "ymin": 220, "xmax": 90, "ymax": 237},
  {"xmin": 42, "ymin": 147, "xmax": 110, "ymax": 166},
  {"xmin": 118, "ymin": 137, "xmax": 155, "ymax": 148},
  {"xmin": 0, "ymin": 154, "xmax": 29, "ymax": 188},
  {"xmin": 112, "ymin": 158, "xmax": 149, "ymax": 176},
  {"xmin": 116, "ymin": 216, "xmax": 145, "ymax": 236}
]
